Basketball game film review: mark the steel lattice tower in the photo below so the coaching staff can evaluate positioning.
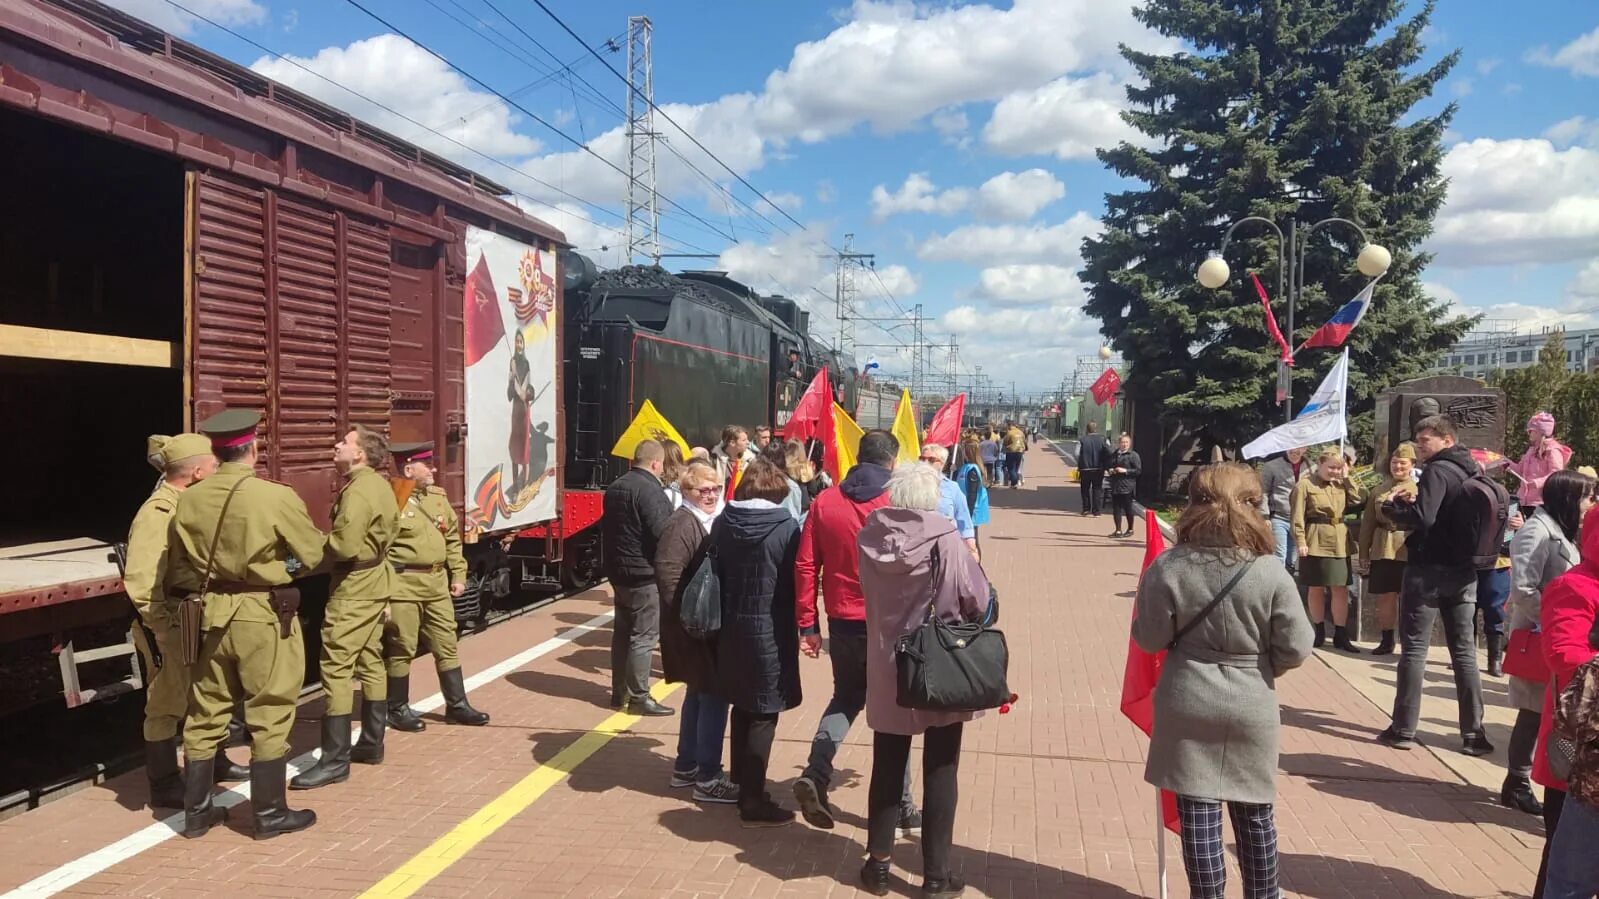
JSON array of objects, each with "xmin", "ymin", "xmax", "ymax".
[{"xmin": 624, "ymin": 16, "xmax": 660, "ymax": 265}]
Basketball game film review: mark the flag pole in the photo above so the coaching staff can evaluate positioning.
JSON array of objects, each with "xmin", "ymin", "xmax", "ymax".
[{"xmin": 1156, "ymin": 791, "xmax": 1169, "ymax": 899}]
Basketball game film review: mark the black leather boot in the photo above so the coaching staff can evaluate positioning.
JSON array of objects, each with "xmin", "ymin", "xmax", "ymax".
[
  {"xmin": 350, "ymin": 697, "xmax": 387, "ymax": 764},
  {"xmin": 1312, "ymin": 621, "xmax": 1327, "ymax": 648},
  {"xmin": 213, "ymin": 750, "xmax": 250, "ymax": 783},
  {"xmin": 290, "ymin": 714, "xmax": 351, "ymax": 790},
  {"xmin": 440, "ymin": 668, "xmax": 490, "ymax": 726},
  {"xmin": 251, "ymin": 756, "xmax": 317, "ymax": 839},
  {"xmin": 1372, "ymin": 630, "xmax": 1396, "ymax": 655},
  {"xmin": 1500, "ymin": 775, "xmax": 1544, "ymax": 815},
  {"xmin": 1333, "ymin": 625, "xmax": 1362, "ymax": 653},
  {"xmin": 1487, "ymin": 633, "xmax": 1504, "ymax": 677},
  {"xmin": 181, "ymin": 755, "xmax": 228, "ymax": 838},
  {"xmin": 387, "ymin": 674, "xmax": 427, "ymax": 732},
  {"xmin": 225, "ymin": 714, "xmax": 251, "ymax": 749},
  {"xmin": 146, "ymin": 738, "xmax": 183, "ymax": 809}
]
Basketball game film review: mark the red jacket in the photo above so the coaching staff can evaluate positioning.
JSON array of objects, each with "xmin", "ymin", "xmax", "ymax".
[
  {"xmin": 1534, "ymin": 504, "xmax": 1599, "ymax": 790},
  {"xmin": 795, "ymin": 463, "xmax": 893, "ymax": 634}
]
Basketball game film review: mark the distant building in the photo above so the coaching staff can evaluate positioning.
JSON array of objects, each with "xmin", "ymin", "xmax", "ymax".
[{"xmin": 1430, "ymin": 324, "xmax": 1599, "ymax": 379}]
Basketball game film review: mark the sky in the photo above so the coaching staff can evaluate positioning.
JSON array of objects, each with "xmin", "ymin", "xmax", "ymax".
[{"xmin": 105, "ymin": 0, "xmax": 1599, "ymax": 393}]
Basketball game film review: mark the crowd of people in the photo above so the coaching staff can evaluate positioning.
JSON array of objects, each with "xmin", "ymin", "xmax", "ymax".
[
  {"xmin": 1136, "ymin": 409, "xmax": 1599, "ymax": 899},
  {"xmin": 604, "ymin": 421, "xmax": 1009, "ymax": 897}
]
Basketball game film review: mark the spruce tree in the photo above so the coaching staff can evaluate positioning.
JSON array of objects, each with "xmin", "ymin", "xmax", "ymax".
[{"xmin": 1080, "ymin": 0, "xmax": 1474, "ymax": 476}]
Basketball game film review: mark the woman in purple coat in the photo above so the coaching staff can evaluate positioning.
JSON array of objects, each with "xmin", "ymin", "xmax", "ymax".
[{"xmin": 856, "ymin": 463, "xmax": 994, "ymax": 898}]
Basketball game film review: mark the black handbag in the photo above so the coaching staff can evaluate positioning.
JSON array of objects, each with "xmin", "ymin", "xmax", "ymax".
[
  {"xmin": 679, "ymin": 534, "xmax": 722, "ymax": 641},
  {"xmin": 894, "ymin": 543, "xmax": 1009, "ymax": 712}
]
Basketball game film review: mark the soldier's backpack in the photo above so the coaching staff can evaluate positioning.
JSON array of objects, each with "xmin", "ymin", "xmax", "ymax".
[{"xmin": 1441, "ymin": 457, "xmax": 1512, "ymax": 570}]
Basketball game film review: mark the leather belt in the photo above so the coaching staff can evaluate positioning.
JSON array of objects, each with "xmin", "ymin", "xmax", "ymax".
[
  {"xmin": 204, "ymin": 581, "xmax": 267, "ymax": 594},
  {"xmin": 393, "ymin": 562, "xmax": 445, "ymax": 574},
  {"xmin": 1305, "ymin": 514, "xmax": 1334, "ymax": 524},
  {"xmin": 334, "ymin": 558, "xmax": 386, "ymax": 573}
]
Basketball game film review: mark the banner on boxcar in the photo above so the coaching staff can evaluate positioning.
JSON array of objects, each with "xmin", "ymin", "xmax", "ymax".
[{"xmin": 463, "ymin": 226, "xmax": 559, "ymax": 534}]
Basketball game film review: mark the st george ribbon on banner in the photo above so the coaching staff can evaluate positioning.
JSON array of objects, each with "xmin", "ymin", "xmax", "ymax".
[{"xmin": 1241, "ymin": 349, "xmax": 1350, "ymax": 459}]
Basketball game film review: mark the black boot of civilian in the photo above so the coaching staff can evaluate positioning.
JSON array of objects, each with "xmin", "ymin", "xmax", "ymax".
[
  {"xmin": 1372, "ymin": 630, "xmax": 1396, "ymax": 655},
  {"xmin": 1333, "ymin": 624, "xmax": 1362, "ymax": 653}
]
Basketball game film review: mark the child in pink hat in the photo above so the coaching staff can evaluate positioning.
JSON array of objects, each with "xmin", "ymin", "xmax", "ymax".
[{"xmin": 1509, "ymin": 411, "xmax": 1572, "ymax": 509}]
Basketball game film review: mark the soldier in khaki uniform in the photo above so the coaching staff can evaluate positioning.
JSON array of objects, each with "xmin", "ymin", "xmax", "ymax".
[
  {"xmin": 292, "ymin": 424, "xmax": 398, "ymax": 790},
  {"xmin": 383, "ymin": 442, "xmax": 489, "ymax": 731},
  {"xmin": 163, "ymin": 410, "xmax": 323, "ymax": 839},
  {"xmin": 125, "ymin": 434, "xmax": 248, "ymax": 808}
]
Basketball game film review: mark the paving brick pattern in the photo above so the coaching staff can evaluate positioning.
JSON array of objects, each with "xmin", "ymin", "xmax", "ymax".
[{"xmin": 0, "ymin": 447, "xmax": 1545, "ymax": 898}]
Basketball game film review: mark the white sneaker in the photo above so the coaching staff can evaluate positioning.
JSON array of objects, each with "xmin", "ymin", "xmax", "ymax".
[{"xmin": 693, "ymin": 776, "xmax": 739, "ymax": 804}]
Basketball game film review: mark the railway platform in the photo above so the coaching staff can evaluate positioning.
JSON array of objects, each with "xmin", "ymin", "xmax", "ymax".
[{"xmin": 0, "ymin": 448, "xmax": 1546, "ymax": 898}]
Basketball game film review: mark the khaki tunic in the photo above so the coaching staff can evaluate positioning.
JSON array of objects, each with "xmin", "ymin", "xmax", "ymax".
[
  {"xmin": 162, "ymin": 462, "xmax": 326, "ymax": 761},
  {"xmin": 319, "ymin": 466, "xmax": 400, "ymax": 714},
  {"xmin": 1290, "ymin": 476, "xmax": 1365, "ymax": 559},
  {"xmin": 1357, "ymin": 479, "xmax": 1417, "ymax": 564},
  {"xmin": 125, "ymin": 482, "xmax": 187, "ymax": 741},
  {"xmin": 384, "ymin": 487, "xmax": 468, "ymax": 678}
]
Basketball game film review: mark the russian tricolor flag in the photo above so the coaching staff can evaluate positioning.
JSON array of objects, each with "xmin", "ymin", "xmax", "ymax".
[{"xmin": 1302, "ymin": 282, "xmax": 1376, "ymax": 349}]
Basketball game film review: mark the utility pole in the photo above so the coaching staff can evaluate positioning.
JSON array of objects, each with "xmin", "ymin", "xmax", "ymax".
[
  {"xmin": 624, "ymin": 16, "xmax": 660, "ymax": 265},
  {"xmin": 833, "ymin": 234, "xmax": 874, "ymax": 356},
  {"xmin": 910, "ymin": 303, "xmax": 925, "ymax": 402}
]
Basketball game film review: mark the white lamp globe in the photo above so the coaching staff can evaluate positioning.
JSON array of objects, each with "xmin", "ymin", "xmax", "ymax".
[
  {"xmin": 1197, "ymin": 255, "xmax": 1230, "ymax": 289},
  {"xmin": 1357, "ymin": 243, "xmax": 1392, "ymax": 278},
  {"xmin": 1099, "ymin": 345, "xmax": 1113, "ymax": 360}
]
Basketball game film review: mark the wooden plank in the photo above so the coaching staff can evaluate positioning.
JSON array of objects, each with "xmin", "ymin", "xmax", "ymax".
[{"xmin": 0, "ymin": 324, "xmax": 175, "ymax": 368}]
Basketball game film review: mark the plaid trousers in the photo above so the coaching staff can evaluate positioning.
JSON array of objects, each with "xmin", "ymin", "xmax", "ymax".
[{"xmin": 1176, "ymin": 795, "xmax": 1279, "ymax": 899}]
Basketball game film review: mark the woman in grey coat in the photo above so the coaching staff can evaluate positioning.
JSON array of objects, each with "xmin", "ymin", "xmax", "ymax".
[
  {"xmin": 1133, "ymin": 462, "xmax": 1315, "ymax": 899},
  {"xmin": 1502, "ymin": 469, "xmax": 1593, "ymax": 816}
]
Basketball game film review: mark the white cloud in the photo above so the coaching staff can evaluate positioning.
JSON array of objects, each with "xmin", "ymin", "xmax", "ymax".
[
  {"xmin": 931, "ymin": 108, "xmax": 971, "ymax": 148},
  {"xmin": 938, "ymin": 301, "xmax": 1104, "ymax": 387},
  {"xmin": 1569, "ymin": 260, "xmax": 1599, "ymax": 304},
  {"xmin": 1477, "ymin": 58, "xmax": 1502, "ymax": 76},
  {"xmin": 104, "ymin": 0, "xmax": 265, "ymax": 35},
  {"xmin": 970, "ymin": 264, "xmax": 1084, "ymax": 306},
  {"xmin": 1421, "ymin": 281, "xmax": 1462, "ymax": 307},
  {"xmin": 982, "ymin": 72, "xmax": 1143, "ymax": 160},
  {"xmin": 870, "ymin": 173, "xmax": 972, "ymax": 219},
  {"xmin": 250, "ymin": 35, "xmax": 542, "ymax": 165},
  {"xmin": 1545, "ymin": 116, "xmax": 1599, "ymax": 149},
  {"xmin": 1431, "ymin": 138, "xmax": 1599, "ymax": 266},
  {"xmin": 1453, "ymin": 300, "xmax": 1599, "ymax": 333},
  {"xmin": 815, "ymin": 180, "xmax": 838, "ymax": 204},
  {"xmin": 1530, "ymin": 26, "xmax": 1599, "ymax": 78},
  {"xmin": 917, "ymin": 212, "xmax": 1103, "ymax": 266},
  {"xmin": 975, "ymin": 169, "xmax": 1066, "ymax": 221}
]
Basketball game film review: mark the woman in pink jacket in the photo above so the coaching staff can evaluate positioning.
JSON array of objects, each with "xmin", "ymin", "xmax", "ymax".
[
  {"xmin": 1513, "ymin": 412, "xmax": 1574, "ymax": 512},
  {"xmin": 1533, "ymin": 502, "xmax": 1599, "ymax": 898}
]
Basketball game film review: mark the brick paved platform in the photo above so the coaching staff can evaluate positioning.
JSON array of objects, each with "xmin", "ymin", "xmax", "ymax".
[{"xmin": 0, "ymin": 448, "xmax": 1545, "ymax": 898}]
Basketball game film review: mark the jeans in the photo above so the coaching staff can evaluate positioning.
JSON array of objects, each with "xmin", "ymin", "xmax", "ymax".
[
  {"xmin": 730, "ymin": 708, "xmax": 778, "ymax": 811},
  {"xmin": 1079, "ymin": 469, "xmax": 1104, "ymax": 515},
  {"xmin": 868, "ymin": 725, "xmax": 962, "ymax": 881},
  {"xmin": 1509, "ymin": 708, "xmax": 1541, "ymax": 781},
  {"xmin": 1477, "ymin": 567, "xmax": 1510, "ymax": 638},
  {"xmin": 803, "ymin": 620, "xmax": 913, "ymax": 806},
  {"xmin": 1538, "ymin": 788, "xmax": 1569, "ymax": 899},
  {"xmin": 675, "ymin": 689, "xmax": 730, "ymax": 782},
  {"xmin": 1270, "ymin": 518, "xmax": 1296, "ymax": 569},
  {"xmin": 1545, "ymin": 794, "xmax": 1599, "ymax": 899},
  {"xmin": 1176, "ymin": 796, "xmax": 1279, "ymax": 899},
  {"xmin": 1002, "ymin": 452, "xmax": 1023, "ymax": 486},
  {"xmin": 611, "ymin": 582, "xmax": 660, "ymax": 702},
  {"xmin": 1389, "ymin": 564, "xmax": 1486, "ymax": 741},
  {"xmin": 984, "ymin": 461, "xmax": 998, "ymax": 483}
]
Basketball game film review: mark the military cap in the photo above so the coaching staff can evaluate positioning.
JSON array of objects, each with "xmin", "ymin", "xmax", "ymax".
[
  {"xmin": 1392, "ymin": 442, "xmax": 1417, "ymax": 461},
  {"xmin": 198, "ymin": 408, "xmax": 262, "ymax": 449},
  {"xmin": 147, "ymin": 433, "xmax": 213, "ymax": 469},
  {"xmin": 390, "ymin": 441, "xmax": 436, "ymax": 465}
]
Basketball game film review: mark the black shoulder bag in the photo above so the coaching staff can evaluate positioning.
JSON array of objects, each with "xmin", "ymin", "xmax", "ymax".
[
  {"xmin": 1168, "ymin": 558, "xmax": 1257, "ymax": 651},
  {"xmin": 678, "ymin": 523, "xmax": 722, "ymax": 641},
  {"xmin": 895, "ymin": 542, "xmax": 1010, "ymax": 712}
]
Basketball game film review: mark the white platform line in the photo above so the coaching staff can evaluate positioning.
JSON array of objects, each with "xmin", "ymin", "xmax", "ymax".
[{"xmin": 2, "ymin": 609, "xmax": 616, "ymax": 899}]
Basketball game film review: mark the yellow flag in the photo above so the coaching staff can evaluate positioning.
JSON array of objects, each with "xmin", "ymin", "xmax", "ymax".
[
  {"xmin": 829, "ymin": 401, "xmax": 863, "ymax": 480},
  {"xmin": 610, "ymin": 399, "xmax": 690, "ymax": 458},
  {"xmin": 891, "ymin": 389, "xmax": 920, "ymax": 463}
]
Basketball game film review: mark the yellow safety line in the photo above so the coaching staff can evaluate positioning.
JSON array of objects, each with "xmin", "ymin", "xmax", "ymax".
[{"xmin": 357, "ymin": 680, "xmax": 684, "ymax": 898}]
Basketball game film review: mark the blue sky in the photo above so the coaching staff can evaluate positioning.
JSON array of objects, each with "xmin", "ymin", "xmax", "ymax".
[{"xmin": 112, "ymin": 0, "xmax": 1599, "ymax": 392}]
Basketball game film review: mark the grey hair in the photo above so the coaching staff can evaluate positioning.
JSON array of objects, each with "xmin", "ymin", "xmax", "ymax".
[
  {"xmin": 887, "ymin": 462, "xmax": 943, "ymax": 512},
  {"xmin": 921, "ymin": 443, "xmax": 948, "ymax": 466}
]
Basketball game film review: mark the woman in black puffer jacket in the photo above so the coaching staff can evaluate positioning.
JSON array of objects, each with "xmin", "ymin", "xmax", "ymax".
[{"xmin": 715, "ymin": 458, "xmax": 804, "ymax": 827}]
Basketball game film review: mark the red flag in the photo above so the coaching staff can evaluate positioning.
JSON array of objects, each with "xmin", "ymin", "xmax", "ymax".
[
  {"xmin": 924, "ymin": 393, "xmax": 966, "ymax": 448},
  {"xmin": 786, "ymin": 368, "xmax": 830, "ymax": 443},
  {"xmin": 1250, "ymin": 272, "xmax": 1293, "ymax": 364},
  {"xmin": 1089, "ymin": 367, "xmax": 1121, "ymax": 406},
  {"xmin": 463, "ymin": 253, "xmax": 505, "ymax": 367},
  {"xmin": 1119, "ymin": 508, "xmax": 1180, "ymax": 833}
]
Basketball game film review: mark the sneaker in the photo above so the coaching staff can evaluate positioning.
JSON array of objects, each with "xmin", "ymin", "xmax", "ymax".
[
  {"xmin": 859, "ymin": 858, "xmax": 891, "ymax": 897},
  {"xmin": 693, "ymin": 776, "xmax": 739, "ymax": 804},
  {"xmin": 1461, "ymin": 734, "xmax": 1495, "ymax": 757},
  {"xmin": 669, "ymin": 768, "xmax": 698, "ymax": 789},
  {"xmin": 897, "ymin": 806, "xmax": 923, "ymax": 838},
  {"xmin": 1375, "ymin": 727, "xmax": 1417, "ymax": 751},
  {"xmin": 739, "ymin": 800, "xmax": 795, "ymax": 828},
  {"xmin": 792, "ymin": 775, "xmax": 836, "ymax": 830}
]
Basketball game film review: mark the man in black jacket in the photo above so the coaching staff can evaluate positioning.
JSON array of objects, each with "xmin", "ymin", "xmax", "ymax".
[
  {"xmin": 1376, "ymin": 414, "xmax": 1492, "ymax": 755},
  {"xmin": 602, "ymin": 439, "xmax": 675, "ymax": 716},
  {"xmin": 1077, "ymin": 422, "xmax": 1109, "ymax": 517}
]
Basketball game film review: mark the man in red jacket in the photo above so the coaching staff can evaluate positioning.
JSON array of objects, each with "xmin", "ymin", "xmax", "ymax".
[{"xmin": 792, "ymin": 431, "xmax": 920, "ymax": 835}]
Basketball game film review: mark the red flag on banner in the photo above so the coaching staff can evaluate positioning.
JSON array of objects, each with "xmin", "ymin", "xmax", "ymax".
[
  {"xmin": 1089, "ymin": 367, "xmax": 1121, "ymax": 406},
  {"xmin": 924, "ymin": 393, "xmax": 966, "ymax": 448},
  {"xmin": 463, "ymin": 253, "xmax": 505, "ymax": 367},
  {"xmin": 786, "ymin": 368, "xmax": 830, "ymax": 443},
  {"xmin": 1119, "ymin": 508, "xmax": 1180, "ymax": 834},
  {"xmin": 1250, "ymin": 272, "xmax": 1293, "ymax": 364}
]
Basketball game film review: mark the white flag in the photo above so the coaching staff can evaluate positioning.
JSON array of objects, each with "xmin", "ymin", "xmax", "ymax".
[{"xmin": 1241, "ymin": 350, "xmax": 1349, "ymax": 460}]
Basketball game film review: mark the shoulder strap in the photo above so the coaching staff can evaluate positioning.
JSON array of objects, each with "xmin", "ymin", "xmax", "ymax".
[
  {"xmin": 199, "ymin": 477, "xmax": 248, "ymax": 595},
  {"xmin": 1168, "ymin": 557, "xmax": 1257, "ymax": 651}
]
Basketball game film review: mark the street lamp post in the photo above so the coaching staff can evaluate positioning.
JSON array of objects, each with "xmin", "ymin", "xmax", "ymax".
[{"xmin": 1196, "ymin": 217, "xmax": 1391, "ymax": 424}]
